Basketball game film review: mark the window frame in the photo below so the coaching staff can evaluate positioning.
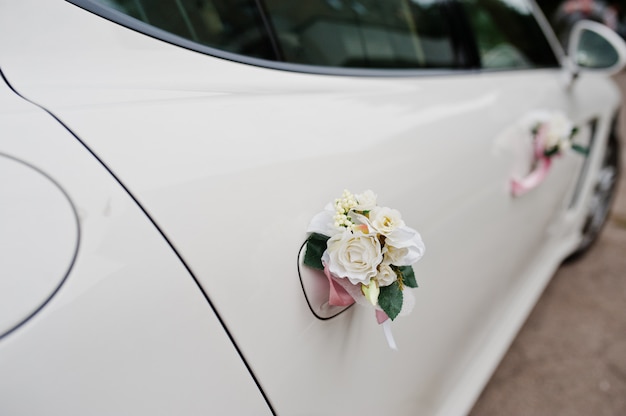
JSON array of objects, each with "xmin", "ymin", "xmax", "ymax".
[{"xmin": 66, "ymin": 0, "xmax": 562, "ymax": 76}]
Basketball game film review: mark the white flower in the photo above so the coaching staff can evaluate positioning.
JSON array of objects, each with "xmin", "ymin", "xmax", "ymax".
[
  {"xmin": 354, "ymin": 190, "xmax": 377, "ymax": 212},
  {"xmin": 558, "ymin": 138, "xmax": 572, "ymax": 152},
  {"xmin": 376, "ymin": 263, "xmax": 397, "ymax": 287},
  {"xmin": 331, "ymin": 190, "xmax": 360, "ymax": 229},
  {"xmin": 335, "ymin": 190, "xmax": 357, "ymax": 215},
  {"xmin": 384, "ymin": 226, "xmax": 426, "ymax": 266},
  {"xmin": 543, "ymin": 113, "xmax": 573, "ymax": 151},
  {"xmin": 369, "ymin": 207, "xmax": 405, "ymax": 236},
  {"xmin": 307, "ymin": 203, "xmax": 341, "ymax": 237},
  {"xmin": 383, "ymin": 244, "xmax": 409, "ymax": 265},
  {"xmin": 322, "ymin": 229, "xmax": 383, "ymax": 285}
]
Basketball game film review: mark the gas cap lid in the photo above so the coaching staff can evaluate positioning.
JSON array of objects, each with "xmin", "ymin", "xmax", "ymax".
[{"xmin": 0, "ymin": 155, "xmax": 78, "ymax": 338}]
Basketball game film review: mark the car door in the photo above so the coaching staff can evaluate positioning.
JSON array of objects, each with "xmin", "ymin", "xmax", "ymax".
[{"xmin": 0, "ymin": 0, "xmax": 616, "ymax": 415}]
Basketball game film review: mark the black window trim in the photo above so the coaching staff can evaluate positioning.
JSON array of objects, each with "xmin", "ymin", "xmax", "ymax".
[{"xmin": 66, "ymin": 0, "xmax": 562, "ymax": 77}]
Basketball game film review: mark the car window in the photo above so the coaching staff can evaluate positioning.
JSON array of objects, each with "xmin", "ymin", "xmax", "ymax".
[
  {"xmin": 460, "ymin": 0, "xmax": 559, "ymax": 69},
  {"xmin": 74, "ymin": 0, "xmax": 461, "ymax": 70},
  {"xmin": 96, "ymin": 0, "xmax": 276, "ymax": 60},
  {"xmin": 263, "ymin": 0, "xmax": 458, "ymax": 68}
]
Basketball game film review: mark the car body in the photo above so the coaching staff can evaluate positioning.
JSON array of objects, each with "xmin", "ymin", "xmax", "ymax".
[{"xmin": 0, "ymin": 0, "xmax": 624, "ymax": 415}]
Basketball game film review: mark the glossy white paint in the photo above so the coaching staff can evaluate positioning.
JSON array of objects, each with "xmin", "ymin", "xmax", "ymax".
[
  {"xmin": 0, "ymin": 67, "xmax": 270, "ymax": 415},
  {"xmin": 0, "ymin": 0, "xmax": 622, "ymax": 415},
  {"xmin": 0, "ymin": 153, "xmax": 77, "ymax": 337}
]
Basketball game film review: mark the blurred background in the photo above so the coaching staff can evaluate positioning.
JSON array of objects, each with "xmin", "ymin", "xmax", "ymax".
[
  {"xmin": 470, "ymin": 4, "xmax": 626, "ymax": 413},
  {"xmin": 539, "ymin": 0, "xmax": 625, "ymax": 43}
]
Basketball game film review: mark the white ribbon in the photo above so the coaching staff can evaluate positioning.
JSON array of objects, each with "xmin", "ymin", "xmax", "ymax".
[{"xmin": 382, "ymin": 319, "xmax": 398, "ymax": 350}]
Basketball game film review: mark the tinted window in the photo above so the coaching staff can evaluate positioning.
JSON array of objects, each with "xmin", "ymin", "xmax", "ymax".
[
  {"xmin": 264, "ymin": 0, "xmax": 459, "ymax": 68},
  {"xmin": 461, "ymin": 0, "xmax": 559, "ymax": 69},
  {"xmin": 97, "ymin": 0, "xmax": 275, "ymax": 59},
  {"xmin": 77, "ymin": 0, "xmax": 460, "ymax": 70}
]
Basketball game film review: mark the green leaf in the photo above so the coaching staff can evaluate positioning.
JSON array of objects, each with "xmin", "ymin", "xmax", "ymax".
[
  {"xmin": 378, "ymin": 281, "xmax": 403, "ymax": 321},
  {"xmin": 531, "ymin": 125, "xmax": 540, "ymax": 136},
  {"xmin": 570, "ymin": 126, "xmax": 579, "ymax": 139},
  {"xmin": 572, "ymin": 143, "xmax": 589, "ymax": 156},
  {"xmin": 398, "ymin": 266, "xmax": 417, "ymax": 288},
  {"xmin": 303, "ymin": 233, "xmax": 329, "ymax": 270},
  {"xmin": 544, "ymin": 147, "xmax": 560, "ymax": 157}
]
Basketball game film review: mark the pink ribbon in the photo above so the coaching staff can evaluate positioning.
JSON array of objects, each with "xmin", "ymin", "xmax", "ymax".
[
  {"xmin": 323, "ymin": 267, "xmax": 397, "ymax": 349},
  {"xmin": 511, "ymin": 157, "xmax": 552, "ymax": 197},
  {"xmin": 375, "ymin": 309, "xmax": 389, "ymax": 324},
  {"xmin": 324, "ymin": 265, "xmax": 356, "ymax": 307},
  {"xmin": 511, "ymin": 125, "xmax": 553, "ymax": 197}
]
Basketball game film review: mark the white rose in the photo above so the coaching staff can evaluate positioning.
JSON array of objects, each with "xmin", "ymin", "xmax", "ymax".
[
  {"xmin": 369, "ymin": 207, "xmax": 405, "ymax": 236},
  {"xmin": 322, "ymin": 229, "xmax": 383, "ymax": 285},
  {"xmin": 376, "ymin": 263, "xmax": 397, "ymax": 287},
  {"xmin": 543, "ymin": 113, "xmax": 572, "ymax": 151},
  {"xmin": 558, "ymin": 138, "xmax": 572, "ymax": 152},
  {"xmin": 354, "ymin": 190, "xmax": 377, "ymax": 212}
]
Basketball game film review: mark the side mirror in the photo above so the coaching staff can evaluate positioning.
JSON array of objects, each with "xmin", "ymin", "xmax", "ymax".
[{"xmin": 568, "ymin": 20, "xmax": 626, "ymax": 75}]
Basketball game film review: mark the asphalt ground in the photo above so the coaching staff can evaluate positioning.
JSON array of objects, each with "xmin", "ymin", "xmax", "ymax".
[{"xmin": 469, "ymin": 72, "xmax": 626, "ymax": 415}]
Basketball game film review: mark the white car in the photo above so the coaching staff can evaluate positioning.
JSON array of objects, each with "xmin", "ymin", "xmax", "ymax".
[{"xmin": 1, "ymin": 1, "xmax": 624, "ymax": 415}]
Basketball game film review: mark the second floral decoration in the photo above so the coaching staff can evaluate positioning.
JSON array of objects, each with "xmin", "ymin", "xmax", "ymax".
[{"xmin": 511, "ymin": 111, "xmax": 588, "ymax": 196}]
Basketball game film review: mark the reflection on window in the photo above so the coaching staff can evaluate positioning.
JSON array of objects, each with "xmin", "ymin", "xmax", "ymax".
[
  {"xmin": 99, "ymin": 0, "xmax": 275, "ymax": 59},
  {"xmin": 92, "ymin": 0, "xmax": 459, "ymax": 69},
  {"xmin": 461, "ymin": 0, "xmax": 559, "ymax": 69},
  {"xmin": 264, "ymin": 0, "xmax": 458, "ymax": 68},
  {"xmin": 577, "ymin": 29, "xmax": 619, "ymax": 69}
]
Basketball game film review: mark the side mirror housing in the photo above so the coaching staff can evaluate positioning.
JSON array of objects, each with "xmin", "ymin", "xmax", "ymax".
[{"xmin": 568, "ymin": 20, "xmax": 626, "ymax": 75}]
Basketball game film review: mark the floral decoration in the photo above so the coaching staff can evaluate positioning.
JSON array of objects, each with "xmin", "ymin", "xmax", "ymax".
[
  {"xmin": 511, "ymin": 111, "xmax": 587, "ymax": 197},
  {"xmin": 304, "ymin": 190, "xmax": 425, "ymax": 348}
]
